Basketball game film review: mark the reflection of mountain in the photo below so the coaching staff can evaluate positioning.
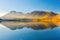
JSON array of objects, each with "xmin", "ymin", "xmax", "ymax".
[
  {"xmin": 0, "ymin": 21, "xmax": 57, "ymax": 30},
  {"xmin": 0, "ymin": 11, "xmax": 58, "ymax": 30}
]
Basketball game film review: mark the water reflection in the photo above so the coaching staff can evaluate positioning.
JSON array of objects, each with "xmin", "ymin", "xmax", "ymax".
[{"xmin": 0, "ymin": 20, "xmax": 57, "ymax": 30}]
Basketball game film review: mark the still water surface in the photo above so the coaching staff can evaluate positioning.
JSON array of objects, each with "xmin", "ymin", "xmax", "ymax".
[{"xmin": 0, "ymin": 21, "xmax": 60, "ymax": 40}]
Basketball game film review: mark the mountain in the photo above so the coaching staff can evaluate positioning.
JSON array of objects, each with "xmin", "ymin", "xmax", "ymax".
[
  {"xmin": 0, "ymin": 11, "xmax": 57, "ymax": 20},
  {"xmin": 0, "ymin": 11, "xmax": 24, "ymax": 19}
]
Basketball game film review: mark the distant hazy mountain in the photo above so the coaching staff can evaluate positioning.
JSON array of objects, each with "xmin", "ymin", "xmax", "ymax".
[
  {"xmin": 27, "ymin": 11, "xmax": 57, "ymax": 17},
  {"xmin": 0, "ymin": 11, "xmax": 24, "ymax": 19},
  {"xmin": 0, "ymin": 11, "xmax": 57, "ymax": 20}
]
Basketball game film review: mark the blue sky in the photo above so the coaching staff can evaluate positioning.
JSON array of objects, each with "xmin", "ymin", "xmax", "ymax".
[{"xmin": 0, "ymin": 0, "xmax": 60, "ymax": 13}]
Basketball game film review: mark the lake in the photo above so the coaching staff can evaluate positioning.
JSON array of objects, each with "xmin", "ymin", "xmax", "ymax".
[{"xmin": 0, "ymin": 21, "xmax": 60, "ymax": 40}]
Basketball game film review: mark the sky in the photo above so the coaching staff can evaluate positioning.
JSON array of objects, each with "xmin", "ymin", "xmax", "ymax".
[{"xmin": 0, "ymin": 0, "xmax": 60, "ymax": 16}]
